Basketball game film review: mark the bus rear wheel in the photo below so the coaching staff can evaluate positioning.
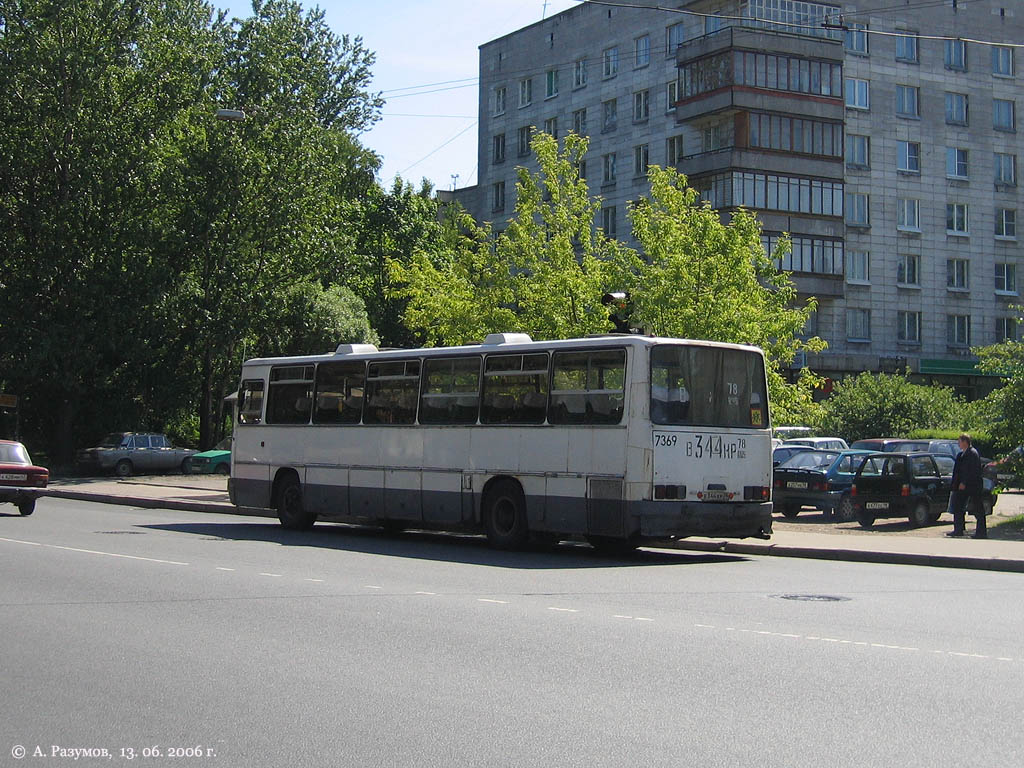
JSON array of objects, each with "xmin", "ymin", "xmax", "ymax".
[
  {"xmin": 483, "ymin": 480, "xmax": 529, "ymax": 550},
  {"xmin": 276, "ymin": 474, "xmax": 315, "ymax": 530}
]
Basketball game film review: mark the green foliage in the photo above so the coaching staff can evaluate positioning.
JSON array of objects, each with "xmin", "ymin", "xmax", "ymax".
[
  {"xmin": 905, "ymin": 428, "xmax": 996, "ymax": 458},
  {"xmin": 257, "ymin": 282, "xmax": 378, "ymax": 357},
  {"xmin": 627, "ymin": 166, "xmax": 825, "ymax": 425},
  {"xmin": 818, "ymin": 372, "xmax": 960, "ymax": 442},
  {"xmin": 974, "ymin": 337, "xmax": 1024, "ymax": 452}
]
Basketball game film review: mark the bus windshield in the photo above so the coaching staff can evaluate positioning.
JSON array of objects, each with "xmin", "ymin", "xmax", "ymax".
[{"xmin": 650, "ymin": 345, "xmax": 768, "ymax": 428}]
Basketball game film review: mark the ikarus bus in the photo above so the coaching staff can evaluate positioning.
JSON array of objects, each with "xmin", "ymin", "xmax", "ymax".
[{"xmin": 229, "ymin": 333, "xmax": 773, "ymax": 550}]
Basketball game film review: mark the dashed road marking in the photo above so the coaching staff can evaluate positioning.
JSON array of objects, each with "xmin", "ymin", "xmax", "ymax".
[
  {"xmin": 415, "ymin": 591, "xmax": 437, "ymax": 595},
  {"xmin": 547, "ymin": 607, "xmax": 579, "ymax": 613},
  {"xmin": 304, "ymin": 578, "xmax": 324, "ymax": 583},
  {"xmin": 1, "ymin": 536, "xmax": 188, "ymax": 565},
  {"xmin": 215, "ymin": 567, "xmax": 235, "ymax": 571},
  {"xmin": 478, "ymin": 599, "xmax": 508, "ymax": 604},
  {"xmin": 364, "ymin": 585, "xmax": 383, "ymax": 590},
  {"xmin": 259, "ymin": 572, "xmax": 282, "ymax": 577}
]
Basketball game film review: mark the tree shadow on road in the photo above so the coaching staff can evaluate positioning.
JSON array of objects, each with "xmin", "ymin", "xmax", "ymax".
[{"xmin": 139, "ymin": 520, "xmax": 750, "ymax": 570}]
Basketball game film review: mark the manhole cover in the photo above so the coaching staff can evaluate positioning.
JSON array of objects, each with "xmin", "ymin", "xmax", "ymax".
[
  {"xmin": 775, "ymin": 594, "xmax": 850, "ymax": 602},
  {"xmin": 96, "ymin": 530, "xmax": 146, "ymax": 535}
]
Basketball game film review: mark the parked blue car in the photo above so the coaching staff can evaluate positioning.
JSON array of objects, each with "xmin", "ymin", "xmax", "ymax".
[{"xmin": 773, "ymin": 449, "xmax": 874, "ymax": 521}]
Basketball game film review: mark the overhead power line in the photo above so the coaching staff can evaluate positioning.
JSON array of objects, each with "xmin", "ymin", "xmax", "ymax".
[{"xmin": 399, "ymin": 121, "xmax": 478, "ymax": 175}]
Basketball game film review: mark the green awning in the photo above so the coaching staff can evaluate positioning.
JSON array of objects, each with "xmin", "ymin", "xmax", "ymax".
[{"xmin": 918, "ymin": 358, "xmax": 997, "ymax": 376}]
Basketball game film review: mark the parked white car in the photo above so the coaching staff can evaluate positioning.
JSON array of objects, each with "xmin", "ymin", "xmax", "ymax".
[{"xmin": 783, "ymin": 436, "xmax": 850, "ymax": 452}]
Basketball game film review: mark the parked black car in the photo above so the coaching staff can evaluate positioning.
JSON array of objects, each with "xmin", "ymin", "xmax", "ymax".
[{"xmin": 850, "ymin": 452, "xmax": 996, "ymax": 529}]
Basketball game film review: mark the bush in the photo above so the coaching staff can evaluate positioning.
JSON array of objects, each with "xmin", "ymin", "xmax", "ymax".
[{"xmin": 818, "ymin": 372, "xmax": 959, "ymax": 443}]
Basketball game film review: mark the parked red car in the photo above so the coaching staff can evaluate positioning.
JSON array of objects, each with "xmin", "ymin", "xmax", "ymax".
[{"xmin": 0, "ymin": 440, "xmax": 49, "ymax": 515}]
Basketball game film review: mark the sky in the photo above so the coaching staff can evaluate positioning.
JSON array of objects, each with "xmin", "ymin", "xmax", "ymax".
[{"xmin": 219, "ymin": 0, "xmax": 581, "ymax": 191}]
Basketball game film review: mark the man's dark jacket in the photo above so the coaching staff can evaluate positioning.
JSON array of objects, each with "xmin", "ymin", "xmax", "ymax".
[{"xmin": 952, "ymin": 446, "xmax": 983, "ymax": 495}]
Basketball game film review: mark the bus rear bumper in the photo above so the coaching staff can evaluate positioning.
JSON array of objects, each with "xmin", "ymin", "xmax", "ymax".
[{"xmin": 636, "ymin": 501, "xmax": 773, "ymax": 540}]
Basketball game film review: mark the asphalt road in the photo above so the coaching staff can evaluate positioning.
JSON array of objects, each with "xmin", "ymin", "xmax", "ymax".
[{"xmin": 2, "ymin": 498, "xmax": 1023, "ymax": 768}]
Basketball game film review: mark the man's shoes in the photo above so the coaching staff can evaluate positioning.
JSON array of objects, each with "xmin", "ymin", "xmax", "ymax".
[{"xmin": 946, "ymin": 531, "xmax": 964, "ymax": 537}]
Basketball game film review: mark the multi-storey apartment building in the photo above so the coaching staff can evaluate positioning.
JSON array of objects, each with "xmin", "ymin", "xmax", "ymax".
[{"xmin": 454, "ymin": 0, "xmax": 1022, "ymax": 393}]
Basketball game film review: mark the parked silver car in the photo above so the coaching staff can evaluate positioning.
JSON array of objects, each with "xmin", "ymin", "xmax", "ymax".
[{"xmin": 76, "ymin": 433, "xmax": 197, "ymax": 477}]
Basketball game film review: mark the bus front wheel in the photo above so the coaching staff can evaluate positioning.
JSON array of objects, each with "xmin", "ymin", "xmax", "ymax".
[
  {"xmin": 483, "ymin": 480, "xmax": 529, "ymax": 550},
  {"xmin": 276, "ymin": 474, "xmax": 315, "ymax": 530}
]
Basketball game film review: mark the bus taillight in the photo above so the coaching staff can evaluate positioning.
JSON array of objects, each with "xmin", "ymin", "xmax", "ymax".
[{"xmin": 744, "ymin": 486, "xmax": 770, "ymax": 500}]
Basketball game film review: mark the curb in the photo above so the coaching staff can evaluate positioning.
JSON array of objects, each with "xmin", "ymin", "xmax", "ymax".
[{"xmin": 40, "ymin": 488, "xmax": 1024, "ymax": 574}]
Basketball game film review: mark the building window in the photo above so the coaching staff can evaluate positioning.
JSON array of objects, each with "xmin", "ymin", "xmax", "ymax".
[
  {"xmin": 633, "ymin": 89, "xmax": 650, "ymax": 122},
  {"xmin": 492, "ymin": 134, "xmax": 505, "ymax": 164},
  {"xmin": 897, "ymin": 253, "xmax": 920, "ymax": 286},
  {"xmin": 739, "ymin": 0, "xmax": 843, "ymax": 40},
  {"xmin": 995, "ymin": 153, "xmax": 1017, "ymax": 185},
  {"xmin": 492, "ymin": 181, "xmax": 505, "ymax": 212},
  {"xmin": 602, "ymin": 99, "xmax": 617, "ymax": 132},
  {"xmin": 896, "ymin": 85, "xmax": 919, "ymax": 118},
  {"xmin": 948, "ymin": 315, "xmax": 971, "ymax": 347},
  {"xmin": 897, "ymin": 311, "xmax": 921, "ymax": 343},
  {"xmin": 572, "ymin": 108, "xmax": 587, "ymax": 135},
  {"xmin": 996, "ymin": 208, "xmax": 1017, "ymax": 239},
  {"xmin": 997, "ymin": 317, "xmax": 1018, "ymax": 342},
  {"xmin": 703, "ymin": 122, "xmax": 729, "ymax": 152},
  {"xmin": 946, "ymin": 147, "xmax": 968, "ymax": 179},
  {"xmin": 519, "ymin": 78, "xmax": 532, "ymax": 107},
  {"xmin": 634, "ymin": 35, "xmax": 650, "ymax": 67},
  {"xmin": 602, "ymin": 206, "xmax": 617, "ymax": 237},
  {"xmin": 666, "ymin": 80, "xmax": 678, "ymax": 112},
  {"xmin": 897, "ymin": 198, "xmax": 920, "ymax": 231},
  {"xmin": 993, "ymin": 46, "xmax": 1014, "ymax": 77},
  {"xmin": 697, "ymin": 171, "xmax": 844, "ymax": 217},
  {"xmin": 493, "ymin": 87, "xmax": 506, "ymax": 116},
  {"xmin": 846, "ymin": 134, "xmax": 869, "ymax": 168},
  {"xmin": 944, "ymin": 39, "xmax": 967, "ymax": 71},
  {"xmin": 897, "ymin": 141, "xmax": 920, "ymax": 172},
  {"xmin": 602, "ymin": 152, "xmax": 617, "ymax": 184},
  {"xmin": 947, "ymin": 258, "xmax": 969, "ymax": 289},
  {"xmin": 666, "ymin": 22, "xmax": 686, "ymax": 55},
  {"xmin": 996, "ymin": 263, "xmax": 1018, "ymax": 294},
  {"xmin": 946, "ymin": 203, "xmax": 969, "ymax": 235},
  {"xmin": 994, "ymin": 99, "xmax": 1016, "ymax": 131},
  {"xmin": 545, "ymin": 69, "xmax": 559, "ymax": 99},
  {"xmin": 945, "ymin": 92, "xmax": 968, "ymax": 125},
  {"xmin": 896, "ymin": 32, "xmax": 918, "ymax": 63},
  {"xmin": 603, "ymin": 46, "xmax": 619, "ymax": 78},
  {"xmin": 748, "ymin": 113, "xmax": 842, "ymax": 157},
  {"xmin": 847, "ymin": 309, "xmax": 871, "ymax": 342},
  {"xmin": 573, "ymin": 58, "xmax": 587, "ymax": 88},
  {"xmin": 633, "ymin": 144, "xmax": 649, "ymax": 177},
  {"xmin": 543, "ymin": 117, "xmax": 558, "ymax": 139},
  {"xmin": 847, "ymin": 250, "xmax": 869, "ymax": 283},
  {"xmin": 764, "ymin": 234, "xmax": 844, "ymax": 276},
  {"xmin": 666, "ymin": 135, "xmax": 684, "ymax": 164},
  {"xmin": 517, "ymin": 126, "xmax": 531, "ymax": 157},
  {"xmin": 845, "ymin": 23, "xmax": 868, "ymax": 55},
  {"xmin": 725, "ymin": 51, "xmax": 842, "ymax": 97},
  {"xmin": 576, "ymin": 160, "xmax": 586, "ymax": 180},
  {"xmin": 845, "ymin": 78, "xmax": 869, "ymax": 109},
  {"xmin": 846, "ymin": 192, "xmax": 869, "ymax": 226}
]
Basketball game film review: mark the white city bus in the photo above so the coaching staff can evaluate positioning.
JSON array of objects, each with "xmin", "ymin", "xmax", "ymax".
[{"xmin": 229, "ymin": 333, "xmax": 773, "ymax": 550}]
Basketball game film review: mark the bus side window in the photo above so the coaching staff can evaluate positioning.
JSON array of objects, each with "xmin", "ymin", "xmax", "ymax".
[
  {"xmin": 549, "ymin": 348, "xmax": 626, "ymax": 425},
  {"xmin": 481, "ymin": 353, "xmax": 548, "ymax": 424},
  {"xmin": 420, "ymin": 356, "xmax": 481, "ymax": 425},
  {"xmin": 313, "ymin": 361, "xmax": 365, "ymax": 424},
  {"xmin": 266, "ymin": 365, "xmax": 314, "ymax": 424},
  {"xmin": 238, "ymin": 379, "xmax": 265, "ymax": 424},
  {"xmin": 364, "ymin": 360, "xmax": 420, "ymax": 425}
]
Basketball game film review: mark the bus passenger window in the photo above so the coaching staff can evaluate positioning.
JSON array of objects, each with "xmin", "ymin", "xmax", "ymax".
[
  {"xmin": 481, "ymin": 353, "xmax": 548, "ymax": 424},
  {"xmin": 420, "ymin": 356, "xmax": 481, "ymax": 424},
  {"xmin": 549, "ymin": 349, "xmax": 626, "ymax": 425},
  {"xmin": 266, "ymin": 366, "xmax": 314, "ymax": 425},
  {"xmin": 238, "ymin": 379, "xmax": 265, "ymax": 424},
  {"xmin": 364, "ymin": 360, "xmax": 420, "ymax": 425},
  {"xmin": 313, "ymin": 361, "xmax": 366, "ymax": 424}
]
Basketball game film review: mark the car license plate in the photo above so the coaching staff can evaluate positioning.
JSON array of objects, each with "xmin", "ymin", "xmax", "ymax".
[
  {"xmin": 702, "ymin": 490, "xmax": 731, "ymax": 502},
  {"xmin": 866, "ymin": 502, "xmax": 889, "ymax": 510},
  {"xmin": 0, "ymin": 473, "xmax": 26, "ymax": 481},
  {"xmin": 787, "ymin": 482, "xmax": 808, "ymax": 489}
]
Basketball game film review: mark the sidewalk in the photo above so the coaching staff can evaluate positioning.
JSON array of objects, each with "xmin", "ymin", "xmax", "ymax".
[{"xmin": 38, "ymin": 476, "xmax": 1024, "ymax": 573}]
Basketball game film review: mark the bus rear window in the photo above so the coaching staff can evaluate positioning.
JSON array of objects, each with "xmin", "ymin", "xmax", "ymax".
[{"xmin": 650, "ymin": 345, "xmax": 768, "ymax": 428}]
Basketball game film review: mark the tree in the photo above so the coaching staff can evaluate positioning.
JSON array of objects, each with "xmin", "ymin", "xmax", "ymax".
[
  {"xmin": 256, "ymin": 282, "xmax": 378, "ymax": 358},
  {"xmin": 975, "ymin": 329, "xmax": 1024, "ymax": 451},
  {"xmin": 0, "ymin": 0, "xmax": 223, "ymax": 460},
  {"xmin": 626, "ymin": 166, "xmax": 825, "ymax": 424},
  {"xmin": 817, "ymin": 372, "xmax": 960, "ymax": 442}
]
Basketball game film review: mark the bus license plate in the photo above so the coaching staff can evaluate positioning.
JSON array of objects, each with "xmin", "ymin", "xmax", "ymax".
[
  {"xmin": 866, "ymin": 502, "xmax": 889, "ymax": 510},
  {"xmin": 702, "ymin": 490, "xmax": 730, "ymax": 502},
  {"xmin": 0, "ymin": 473, "xmax": 26, "ymax": 481},
  {"xmin": 787, "ymin": 482, "xmax": 808, "ymax": 489}
]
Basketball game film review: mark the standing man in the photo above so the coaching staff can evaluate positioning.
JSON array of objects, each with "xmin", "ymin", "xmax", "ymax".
[{"xmin": 947, "ymin": 433, "xmax": 986, "ymax": 538}]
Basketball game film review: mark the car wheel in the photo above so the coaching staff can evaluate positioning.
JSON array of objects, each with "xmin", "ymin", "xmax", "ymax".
[
  {"xmin": 180, "ymin": 457, "xmax": 193, "ymax": 475},
  {"xmin": 855, "ymin": 509, "xmax": 875, "ymax": 528},
  {"xmin": 836, "ymin": 495, "xmax": 855, "ymax": 523},
  {"xmin": 909, "ymin": 500, "xmax": 930, "ymax": 528},
  {"xmin": 780, "ymin": 503, "xmax": 801, "ymax": 519},
  {"xmin": 114, "ymin": 460, "xmax": 133, "ymax": 478},
  {"xmin": 215, "ymin": 463, "xmax": 230, "ymax": 476},
  {"xmin": 482, "ymin": 479, "xmax": 529, "ymax": 550},
  {"xmin": 18, "ymin": 498, "xmax": 35, "ymax": 516},
  {"xmin": 276, "ymin": 474, "xmax": 315, "ymax": 530}
]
